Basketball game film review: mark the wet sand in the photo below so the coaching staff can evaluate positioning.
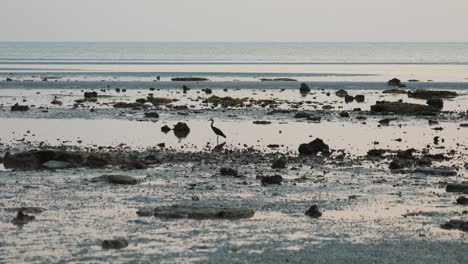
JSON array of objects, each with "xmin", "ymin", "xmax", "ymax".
[{"xmin": 1, "ymin": 85, "xmax": 468, "ymax": 263}]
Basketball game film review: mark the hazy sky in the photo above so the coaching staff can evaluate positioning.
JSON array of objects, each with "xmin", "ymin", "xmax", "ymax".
[{"xmin": 1, "ymin": 0, "xmax": 467, "ymax": 42}]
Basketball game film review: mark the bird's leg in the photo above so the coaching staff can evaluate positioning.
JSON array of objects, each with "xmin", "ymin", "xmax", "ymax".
[{"xmin": 216, "ymin": 135, "xmax": 219, "ymax": 145}]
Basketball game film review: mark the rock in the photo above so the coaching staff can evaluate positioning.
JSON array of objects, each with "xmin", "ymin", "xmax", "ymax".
[
  {"xmin": 261, "ymin": 175, "xmax": 283, "ymax": 185},
  {"xmin": 42, "ymin": 160, "xmax": 71, "ymax": 169},
  {"xmin": 382, "ymin": 89, "xmax": 408, "ymax": 94},
  {"xmin": 161, "ymin": 125, "xmax": 171, "ymax": 133},
  {"xmin": 5, "ymin": 207, "xmax": 46, "ymax": 214},
  {"xmin": 446, "ymin": 183, "xmax": 468, "ymax": 193},
  {"xmin": 261, "ymin": 78, "xmax": 297, "ymax": 82},
  {"xmin": 11, "ymin": 211, "xmax": 35, "ymax": 226},
  {"xmin": 294, "ymin": 112, "xmax": 310, "ymax": 119},
  {"xmin": 457, "ymin": 196, "xmax": 468, "ymax": 205},
  {"xmin": 91, "ymin": 175, "xmax": 143, "ymax": 185},
  {"xmin": 122, "ymin": 160, "xmax": 148, "ymax": 170},
  {"xmin": 3, "ymin": 150, "xmax": 109, "ymax": 170},
  {"xmin": 153, "ymin": 205, "xmax": 255, "ymax": 219},
  {"xmin": 6, "ymin": 77, "xmax": 13, "ymax": 81},
  {"xmin": 429, "ymin": 120, "xmax": 439, "ymax": 125},
  {"xmin": 271, "ymin": 158, "xmax": 286, "ymax": 169},
  {"xmin": 144, "ymin": 112, "xmax": 159, "ymax": 118},
  {"xmin": 335, "ymin": 89, "xmax": 348, "ymax": 97},
  {"xmin": 84, "ymin": 91, "xmax": 98, "ymax": 98},
  {"xmin": 408, "ymin": 90, "xmax": 457, "ymax": 99},
  {"xmin": 101, "ymin": 240, "xmax": 129, "ymax": 249},
  {"xmin": 85, "ymin": 155, "xmax": 110, "ymax": 168},
  {"xmin": 440, "ymin": 220, "xmax": 468, "ymax": 232},
  {"xmin": 202, "ymin": 88, "xmax": 213, "ymax": 94},
  {"xmin": 378, "ymin": 118, "xmax": 395, "ymax": 126},
  {"xmin": 51, "ymin": 99, "xmax": 63, "ymax": 106},
  {"xmin": 173, "ymin": 122, "xmax": 190, "ymax": 138},
  {"xmin": 413, "ymin": 167, "xmax": 457, "ymax": 176},
  {"xmin": 136, "ymin": 208, "xmax": 154, "ymax": 217},
  {"xmin": 344, "ymin": 95, "xmax": 354, "ymax": 103},
  {"xmin": 220, "ymin": 167, "xmax": 238, "ymax": 177},
  {"xmin": 460, "ymin": 124, "xmax": 468, "ymax": 128},
  {"xmin": 426, "ymin": 98, "xmax": 443, "ymax": 109},
  {"xmin": 299, "ymin": 83, "xmax": 311, "ymax": 93},
  {"xmin": 387, "ymin": 78, "xmax": 406, "ymax": 87},
  {"xmin": 171, "ymin": 77, "xmax": 209, "ymax": 82},
  {"xmin": 307, "ymin": 116, "xmax": 321, "ymax": 122},
  {"xmin": 113, "ymin": 102, "xmax": 144, "ymax": 108},
  {"xmin": 339, "ymin": 111, "xmax": 350, "ymax": 118},
  {"xmin": 305, "ymin": 205, "xmax": 322, "ymax": 218},
  {"xmin": 11, "ymin": 103, "xmax": 29, "ymax": 111},
  {"xmin": 146, "ymin": 97, "xmax": 175, "ymax": 106},
  {"xmin": 367, "ymin": 149, "xmax": 388, "ymax": 157},
  {"xmin": 354, "ymin": 95, "xmax": 365, "ymax": 103},
  {"xmin": 298, "ymin": 138, "xmax": 330, "ymax": 156},
  {"xmin": 253, "ymin": 120, "xmax": 271, "ymax": 125},
  {"xmin": 370, "ymin": 101, "xmax": 439, "ymax": 115}
]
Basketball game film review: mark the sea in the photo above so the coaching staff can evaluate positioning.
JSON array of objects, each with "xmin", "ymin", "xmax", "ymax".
[{"xmin": 1, "ymin": 42, "xmax": 468, "ymax": 90}]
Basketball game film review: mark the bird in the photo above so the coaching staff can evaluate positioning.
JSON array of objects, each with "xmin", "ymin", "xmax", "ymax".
[{"xmin": 209, "ymin": 119, "xmax": 226, "ymax": 143}]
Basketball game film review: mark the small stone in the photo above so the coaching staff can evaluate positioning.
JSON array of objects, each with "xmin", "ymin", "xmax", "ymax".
[
  {"xmin": 305, "ymin": 205, "xmax": 322, "ymax": 218},
  {"xmin": 261, "ymin": 175, "xmax": 283, "ymax": 185}
]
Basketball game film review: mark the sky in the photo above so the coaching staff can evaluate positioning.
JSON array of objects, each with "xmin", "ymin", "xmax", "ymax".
[{"xmin": 1, "ymin": 0, "xmax": 467, "ymax": 42}]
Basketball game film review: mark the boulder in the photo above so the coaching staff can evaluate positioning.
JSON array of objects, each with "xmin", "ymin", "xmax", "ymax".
[
  {"xmin": 220, "ymin": 167, "xmax": 239, "ymax": 177},
  {"xmin": 446, "ymin": 183, "xmax": 468, "ymax": 193},
  {"xmin": 344, "ymin": 95, "xmax": 354, "ymax": 103},
  {"xmin": 173, "ymin": 122, "xmax": 190, "ymax": 138},
  {"xmin": 355, "ymin": 95, "xmax": 365, "ymax": 103},
  {"xmin": 426, "ymin": 98, "xmax": 443, "ymax": 109},
  {"xmin": 261, "ymin": 175, "xmax": 283, "ymax": 185},
  {"xmin": 408, "ymin": 90, "xmax": 457, "ymax": 99},
  {"xmin": 440, "ymin": 220, "xmax": 468, "ymax": 232},
  {"xmin": 387, "ymin": 78, "xmax": 406, "ymax": 87},
  {"xmin": 271, "ymin": 158, "xmax": 286, "ymax": 169},
  {"xmin": 382, "ymin": 89, "xmax": 407, "ymax": 94},
  {"xmin": 161, "ymin": 125, "xmax": 171, "ymax": 133},
  {"xmin": 11, "ymin": 211, "xmax": 35, "ymax": 226},
  {"xmin": 299, "ymin": 83, "xmax": 311, "ymax": 93},
  {"xmin": 84, "ymin": 91, "xmax": 98, "ymax": 98},
  {"xmin": 101, "ymin": 240, "xmax": 129, "ymax": 250},
  {"xmin": 339, "ymin": 111, "xmax": 350, "ymax": 118},
  {"xmin": 457, "ymin": 196, "xmax": 468, "ymax": 205},
  {"xmin": 202, "ymin": 88, "xmax": 213, "ymax": 94},
  {"xmin": 91, "ymin": 175, "xmax": 143, "ymax": 185},
  {"xmin": 413, "ymin": 167, "xmax": 457, "ymax": 176},
  {"xmin": 294, "ymin": 112, "xmax": 311, "ymax": 119},
  {"xmin": 298, "ymin": 138, "xmax": 330, "ymax": 156},
  {"xmin": 305, "ymin": 205, "xmax": 322, "ymax": 218},
  {"xmin": 11, "ymin": 103, "xmax": 29, "ymax": 111},
  {"xmin": 153, "ymin": 205, "xmax": 254, "ymax": 219},
  {"xmin": 144, "ymin": 112, "xmax": 159, "ymax": 118},
  {"xmin": 370, "ymin": 101, "xmax": 439, "ymax": 115}
]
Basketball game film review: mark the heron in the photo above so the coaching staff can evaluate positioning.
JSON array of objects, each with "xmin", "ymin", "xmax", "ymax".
[{"xmin": 209, "ymin": 119, "xmax": 226, "ymax": 143}]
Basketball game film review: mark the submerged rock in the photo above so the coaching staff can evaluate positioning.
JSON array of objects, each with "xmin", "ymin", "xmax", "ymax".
[
  {"xmin": 305, "ymin": 205, "xmax": 322, "ymax": 218},
  {"xmin": 91, "ymin": 175, "xmax": 143, "ymax": 185},
  {"xmin": 408, "ymin": 90, "xmax": 457, "ymax": 99},
  {"xmin": 446, "ymin": 183, "xmax": 468, "ymax": 193},
  {"xmin": 101, "ymin": 240, "xmax": 129, "ymax": 250},
  {"xmin": 370, "ymin": 101, "xmax": 439, "ymax": 115},
  {"xmin": 298, "ymin": 138, "xmax": 330, "ymax": 156},
  {"xmin": 153, "ymin": 205, "xmax": 254, "ymax": 220},
  {"xmin": 11, "ymin": 103, "xmax": 29, "ymax": 112}
]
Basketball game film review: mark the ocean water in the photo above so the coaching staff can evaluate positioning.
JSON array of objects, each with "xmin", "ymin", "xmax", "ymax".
[{"xmin": 1, "ymin": 42, "xmax": 468, "ymax": 89}]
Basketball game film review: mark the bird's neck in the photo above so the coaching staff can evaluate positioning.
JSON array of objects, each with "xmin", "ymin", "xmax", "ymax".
[{"xmin": 211, "ymin": 120, "xmax": 214, "ymax": 127}]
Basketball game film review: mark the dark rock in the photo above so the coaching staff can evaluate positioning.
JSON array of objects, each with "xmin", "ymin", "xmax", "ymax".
[
  {"xmin": 413, "ymin": 167, "xmax": 457, "ymax": 176},
  {"xmin": 457, "ymin": 196, "xmax": 468, "ymax": 205},
  {"xmin": 137, "ymin": 208, "xmax": 154, "ymax": 217},
  {"xmin": 153, "ymin": 205, "xmax": 255, "ymax": 219},
  {"xmin": 408, "ymin": 90, "xmax": 457, "ymax": 99},
  {"xmin": 271, "ymin": 158, "xmax": 286, "ymax": 169},
  {"xmin": 339, "ymin": 111, "xmax": 350, "ymax": 118},
  {"xmin": 294, "ymin": 112, "xmax": 310, "ymax": 119},
  {"xmin": 298, "ymin": 138, "xmax": 331, "ymax": 156},
  {"xmin": 387, "ymin": 78, "xmax": 406, "ymax": 87},
  {"xmin": 354, "ymin": 95, "xmax": 365, "ymax": 103},
  {"xmin": 11, "ymin": 103, "xmax": 29, "ymax": 112},
  {"xmin": 305, "ymin": 205, "xmax": 322, "ymax": 218},
  {"xmin": 11, "ymin": 211, "xmax": 35, "ymax": 226},
  {"xmin": 220, "ymin": 167, "xmax": 238, "ymax": 177},
  {"xmin": 161, "ymin": 125, "xmax": 171, "ymax": 133},
  {"xmin": 113, "ymin": 102, "xmax": 144, "ymax": 108},
  {"xmin": 370, "ymin": 101, "xmax": 439, "ymax": 115},
  {"xmin": 253, "ymin": 120, "xmax": 271, "ymax": 125},
  {"xmin": 299, "ymin": 83, "xmax": 311, "ymax": 94},
  {"xmin": 144, "ymin": 112, "xmax": 159, "ymax": 118},
  {"xmin": 261, "ymin": 175, "xmax": 283, "ymax": 185},
  {"xmin": 173, "ymin": 122, "xmax": 190, "ymax": 138},
  {"xmin": 382, "ymin": 89, "xmax": 408, "ymax": 94},
  {"xmin": 261, "ymin": 78, "xmax": 297, "ymax": 82},
  {"xmin": 367, "ymin": 149, "xmax": 388, "ymax": 157},
  {"xmin": 6, "ymin": 77, "xmax": 13, "ymax": 81},
  {"xmin": 84, "ymin": 91, "xmax": 98, "ymax": 98},
  {"xmin": 446, "ymin": 183, "xmax": 468, "ymax": 193},
  {"xmin": 460, "ymin": 124, "xmax": 468, "ymax": 128},
  {"xmin": 335, "ymin": 89, "xmax": 348, "ymax": 97},
  {"xmin": 429, "ymin": 120, "xmax": 439, "ymax": 125},
  {"xmin": 427, "ymin": 98, "xmax": 443, "ymax": 109},
  {"xmin": 91, "ymin": 175, "xmax": 143, "ymax": 185},
  {"xmin": 102, "ymin": 240, "xmax": 129, "ymax": 249},
  {"xmin": 171, "ymin": 77, "xmax": 209, "ymax": 82},
  {"xmin": 51, "ymin": 99, "xmax": 63, "ymax": 106},
  {"xmin": 202, "ymin": 88, "xmax": 213, "ymax": 94},
  {"xmin": 122, "ymin": 160, "xmax": 148, "ymax": 170},
  {"xmin": 441, "ymin": 220, "xmax": 468, "ymax": 232},
  {"xmin": 307, "ymin": 116, "xmax": 321, "ymax": 122},
  {"xmin": 344, "ymin": 95, "xmax": 354, "ymax": 103}
]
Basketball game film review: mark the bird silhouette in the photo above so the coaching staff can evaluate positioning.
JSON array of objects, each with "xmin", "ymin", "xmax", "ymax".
[{"xmin": 209, "ymin": 119, "xmax": 226, "ymax": 143}]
